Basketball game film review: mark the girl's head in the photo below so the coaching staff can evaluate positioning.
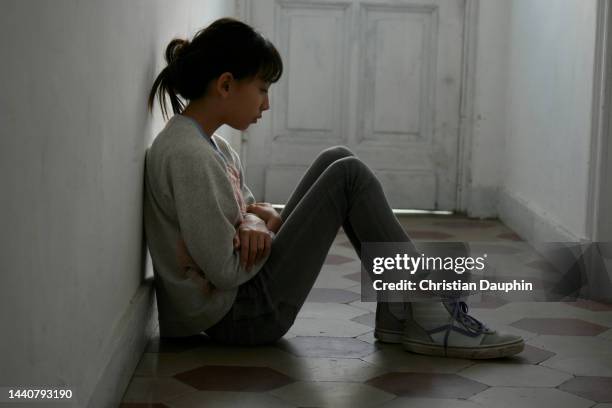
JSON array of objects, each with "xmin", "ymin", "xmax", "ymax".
[{"xmin": 148, "ymin": 18, "xmax": 283, "ymax": 128}]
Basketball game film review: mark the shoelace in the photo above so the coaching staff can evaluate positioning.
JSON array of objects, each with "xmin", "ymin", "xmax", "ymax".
[{"xmin": 442, "ymin": 301, "xmax": 487, "ymax": 355}]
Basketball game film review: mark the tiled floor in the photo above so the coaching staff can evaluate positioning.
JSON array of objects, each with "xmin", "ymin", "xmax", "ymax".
[{"xmin": 121, "ymin": 215, "xmax": 612, "ymax": 408}]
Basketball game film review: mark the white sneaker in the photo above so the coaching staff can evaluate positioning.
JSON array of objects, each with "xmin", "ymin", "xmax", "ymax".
[{"xmin": 375, "ymin": 301, "xmax": 524, "ymax": 359}]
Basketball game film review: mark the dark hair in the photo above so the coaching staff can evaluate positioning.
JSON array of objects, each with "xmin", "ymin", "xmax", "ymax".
[{"xmin": 148, "ymin": 17, "xmax": 283, "ymax": 120}]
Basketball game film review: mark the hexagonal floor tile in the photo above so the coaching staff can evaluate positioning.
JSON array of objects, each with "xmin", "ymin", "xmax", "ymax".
[
  {"xmin": 165, "ymin": 391, "xmax": 294, "ymax": 408},
  {"xmin": 564, "ymin": 298, "xmax": 612, "ymax": 311},
  {"xmin": 559, "ymin": 377, "xmax": 612, "ymax": 402},
  {"xmin": 469, "ymin": 387, "xmax": 593, "ymax": 408},
  {"xmin": 541, "ymin": 354, "xmax": 612, "ymax": 377},
  {"xmin": 344, "ymin": 271, "xmax": 362, "ymax": 282},
  {"xmin": 296, "ymin": 302, "xmax": 366, "ymax": 320},
  {"xmin": 406, "ymin": 230, "xmax": 455, "ymax": 240},
  {"xmin": 173, "ymin": 365, "xmax": 294, "ymax": 392},
  {"xmin": 495, "ymin": 344, "xmax": 555, "ymax": 364},
  {"xmin": 497, "ymin": 232, "xmax": 523, "ymax": 241},
  {"xmin": 432, "ymin": 220, "xmax": 497, "ymax": 229},
  {"xmin": 366, "ymin": 372, "xmax": 488, "ymax": 398},
  {"xmin": 145, "ymin": 333, "xmax": 212, "ymax": 353},
  {"xmin": 378, "ymin": 397, "xmax": 486, "ymax": 408},
  {"xmin": 305, "ymin": 288, "xmax": 360, "ymax": 303},
  {"xmin": 270, "ymin": 381, "xmax": 395, "ymax": 408},
  {"xmin": 362, "ymin": 346, "xmax": 473, "ymax": 374},
  {"xmin": 511, "ymin": 318, "xmax": 609, "ymax": 336},
  {"xmin": 528, "ymin": 335, "xmax": 612, "ymax": 356},
  {"xmin": 287, "ymin": 317, "xmax": 371, "ymax": 337},
  {"xmin": 121, "ymin": 377, "xmax": 196, "ymax": 403},
  {"xmin": 458, "ymin": 362, "xmax": 572, "ymax": 387},
  {"xmin": 351, "ymin": 312, "xmax": 375, "ymax": 328},
  {"xmin": 276, "ymin": 336, "xmax": 377, "ymax": 358},
  {"xmin": 324, "ymin": 253, "xmax": 355, "ymax": 265},
  {"xmin": 272, "ymin": 356, "xmax": 388, "ymax": 382}
]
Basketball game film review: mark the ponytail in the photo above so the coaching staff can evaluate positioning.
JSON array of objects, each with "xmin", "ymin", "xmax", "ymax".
[
  {"xmin": 147, "ymin": 18, "xmax": 283, "ymax": 121},
  {"xmin": 147, "ymin": 39, "xmax": 189, "ymax": 120}
]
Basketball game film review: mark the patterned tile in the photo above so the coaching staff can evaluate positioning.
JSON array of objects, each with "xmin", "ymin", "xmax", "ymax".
[
  {"xmin": 272, "ymin": 356, "xmax": 387, "ymax": 382},
  {"xmin": 145, "ymin": 334, "xmax": 212, "ymax": 353},
  {"xmin": 366, "ymin": 372, "xmax": 488, "ymax": 398},
  {"xmin": 165, "ymin": 391, "xmax": 294, "ymax": 408},
  {"xmin": 270, "ymin": 381, "xmax": 395, "ymax": 408},
  {"xmin": 305, "ymin": 288, "xmax": 360, "ymax": 303},
  {"xmin": 344, "ymin": 271, "xmax": 362, "ymax": 282},
  {"xmin": 324, "ymin": 253, "xmax": 355, "ymax": 265},
  {"xmin": 173, "ymin": 365, "xmax": 294, "ymax": 392},
  {"xmin": 348, "ymin": 300, "xmax": 377, "ymax": 312},
  {"xmin": 527, "ymin": 335, "xmax": 612, "ymax": 356},
  {"xmin": 296, "ymin": 302, "xmax": 366, "ymax": 320},
  {"xmin": 406, "ymin": 230, "xmax": 455, "ymax": 240},
  {"xmin": 469, "ymin": 242, "xmax": 523, "ymax": 255},
  {"xmin": 287, "ymin": 317, "xmax": 371, "ymax": 337},
  {"xmin": 495, "ymin": 344, "xmax": 555, "ymax": 364},
  {"xmin": 351, "ymin": 312, "xmax": 375, "ymax": 328},
  {"xmin": 458, "ymin": 363, "xmax": 572, "ymax": 387},
  {"xmin": 511, "ymin": 318, "xmax": 609, "ymax": 336},
  {"xmin": 497, "ymin": 232, "xmax": 523, "ymax": 241},
  {"xmin": 433, "ymin": 220, "xmax": 497, "ymax": 229},
  {"xmin": 134, "ymin": 353, "xmax": 210, "ymax": 377},
  {"xmin": 469, "ymin": 387, "xmax": 593, "ymax": 408},
  {"xmin": 277, "ymin": 336, "xmax": 377, "ymax": 358},
  {"xmin": 340, "ymin": 240, "xmax": 355, "ymax": 249},
  {"xmin": 378, "ymin": 397, "xmax": 486, "ymax": 408},
  {"xmin": 362, "ymin": 347, "xmax": 474, "ymax": 374},
  {"xmin": 121, "ymin": 377, "xmax": 196, "ymax": 403},
  {"xmin": 541, "ymin": 355, "xmax": 612, "ymax": 377},
  {"xmin": 559, "ymin": 377, "xmax": 612, "ymax": 402},
  {"xmin": 564, "ymin": 298, "xmax": 612, "ymax": 311}
]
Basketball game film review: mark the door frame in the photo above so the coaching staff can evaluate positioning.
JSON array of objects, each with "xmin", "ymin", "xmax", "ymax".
[
  {"xmin": 586, "ymin": 0, "xmax": 612, "ymax": 242},
  {"xmin": 235, "ymin": 0, "xmax": 478, "ymax": 211}
]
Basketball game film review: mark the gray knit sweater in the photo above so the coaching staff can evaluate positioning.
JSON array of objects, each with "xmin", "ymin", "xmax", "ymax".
[{"xmin": 143, "ymin": 114, "xmax": 267, "ymax": 337}]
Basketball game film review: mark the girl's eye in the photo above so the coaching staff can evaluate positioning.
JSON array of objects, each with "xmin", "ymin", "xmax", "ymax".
[{"xmin": 261, "ymin": 89, "xmax": 268, "ymax": 94}]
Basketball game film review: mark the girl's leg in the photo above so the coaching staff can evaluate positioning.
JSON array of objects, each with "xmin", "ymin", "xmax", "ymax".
[
  {"xmin": 280, "ymin": 146, "xmax": 354, "ymax": 221},
  {"xmin": 206, "ymin": 154, "xmax": 415, "ymax": 345}
]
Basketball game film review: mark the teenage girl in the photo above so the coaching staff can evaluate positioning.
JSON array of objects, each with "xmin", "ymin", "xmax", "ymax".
[{"xmin": 144, "ymin": 17, "xmax": 523, "ymax": 358}]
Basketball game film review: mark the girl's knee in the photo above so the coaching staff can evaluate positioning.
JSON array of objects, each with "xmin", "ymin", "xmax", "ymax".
[{"xmin": 320, "ymin": 145, "xmax": 354, "ymax": 162}]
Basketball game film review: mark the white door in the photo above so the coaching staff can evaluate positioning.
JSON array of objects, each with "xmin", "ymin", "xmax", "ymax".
[{"xmin": 241, "ymin": 0, "xmax": 465, "ymax": 210}]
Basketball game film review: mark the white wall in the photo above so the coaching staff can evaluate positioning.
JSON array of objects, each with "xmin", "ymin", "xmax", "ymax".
[
  {"xmin": 0, "ymin": 1, "xmax": 234, "ymax": 406},
  {"xmin": 499, "ymin": 0, "xmax": 597, "ymax": 241}
]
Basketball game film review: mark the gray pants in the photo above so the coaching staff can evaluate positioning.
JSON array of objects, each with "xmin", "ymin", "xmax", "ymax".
[{"xmin": 205, "ymin": 146, "xmax": 418, "ymax": 345}]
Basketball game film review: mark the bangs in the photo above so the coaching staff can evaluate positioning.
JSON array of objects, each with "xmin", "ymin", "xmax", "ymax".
[{"xmin": 255, "ymin": 38, "xmax": 283, "ymax": 84}]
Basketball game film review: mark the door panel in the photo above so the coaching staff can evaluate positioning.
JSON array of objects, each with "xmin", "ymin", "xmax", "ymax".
[{"xmin": 243, "ymin": 0, "xmax": 465, "ymax": 210}]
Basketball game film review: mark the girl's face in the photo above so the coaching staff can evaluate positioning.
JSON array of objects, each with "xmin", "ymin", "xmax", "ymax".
[{"xmin": 226, "ymin": 76, "xmax": 271, "ymax": 131}]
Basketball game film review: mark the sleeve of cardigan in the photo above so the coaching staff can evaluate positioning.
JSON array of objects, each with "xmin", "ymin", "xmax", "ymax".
[{"xmin": 168, "ymin": 148, "xmax": 266, "ymax": 290}]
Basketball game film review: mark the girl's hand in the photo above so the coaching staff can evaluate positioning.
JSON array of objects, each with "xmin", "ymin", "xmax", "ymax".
[
  {"xmin": 234, "ymin": 214, "xmax": 273, "ymax": 271},
  {"xmin": 246, "ymin": 203, "xmax": 283, "ymax": 234}
]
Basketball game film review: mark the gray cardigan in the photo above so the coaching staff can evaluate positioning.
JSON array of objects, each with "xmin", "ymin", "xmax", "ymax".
[{"xmin": 143, "ymin": 114, "xmax": 266, "ymax": 337}]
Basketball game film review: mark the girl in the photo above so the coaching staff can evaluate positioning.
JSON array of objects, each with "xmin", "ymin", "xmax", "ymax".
[{"xmin": 144, "ymin": 17, "xmax": 524, "ymax": 359}]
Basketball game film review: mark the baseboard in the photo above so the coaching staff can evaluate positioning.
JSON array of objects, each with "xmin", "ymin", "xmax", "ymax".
[
  {"xmin": 87, "ymin": 279, "xmax": 158, "ymax": 408},
  {"xmin": 498, "ymin": 189, "xmax": 612, "ymax": 302},
  {"xmin": 497, "ymin": 188, "xmax": 581, "ymax": 242}
]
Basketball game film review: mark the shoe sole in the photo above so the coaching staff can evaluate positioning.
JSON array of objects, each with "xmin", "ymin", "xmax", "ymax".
[
  {"xmin": 403, "ymin": 338, "xmax": 525, "ymax": 359},
  {"xmin": 374, "ymin": 328, "xmax": 403, "ymax": 344}
]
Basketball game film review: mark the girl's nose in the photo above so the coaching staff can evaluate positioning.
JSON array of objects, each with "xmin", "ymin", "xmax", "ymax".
[{"xmin": 262, "ymin": 95, "xmax": 270, "ymax": 111}]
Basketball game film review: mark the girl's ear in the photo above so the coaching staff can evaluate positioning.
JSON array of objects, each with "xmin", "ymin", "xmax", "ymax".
[{"xmin": 216, "ymin": 72, "xmax": 234, "ymax": 97}]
